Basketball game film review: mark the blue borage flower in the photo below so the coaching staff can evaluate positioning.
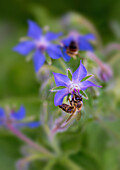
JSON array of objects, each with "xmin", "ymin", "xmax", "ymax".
[
  {"xmin": 13, "ymin": 20, "xmax": 63, "ymax": 72},
  {"xmin": 61, "ymin": 31, "xmax": 95, "ymax": 61},
  {"xmin": 0, "ymin": 105, "xmax": 40, "ymax": 128},
  {"xmin": 51, "ymin": 60, "xmax": 102, "ymax": 106}
]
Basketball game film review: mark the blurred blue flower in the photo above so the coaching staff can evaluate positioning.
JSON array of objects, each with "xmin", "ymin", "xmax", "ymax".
[
  {"xmin": 13, "ymin": 20, "xmax": 63, "ymax": 72},
  {"xmin": 61, "ymin": 31, "xmax": 95, "ymax": 61},
  {"xmin": 0, "ymin": 105, "xmax": 40, "ymax": 128},
  {"xmin": 52, "ymin": 60, "xmax": 101, "ymax": 106}
]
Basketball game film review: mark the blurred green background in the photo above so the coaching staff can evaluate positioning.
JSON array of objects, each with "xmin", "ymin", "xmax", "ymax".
[{"xmin": 0, "ymin": 0, "xmax": 120, "ymax": 170}]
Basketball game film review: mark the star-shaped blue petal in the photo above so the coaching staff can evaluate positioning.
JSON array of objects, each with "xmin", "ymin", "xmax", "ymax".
[
  {"xmin": 72, "ymin": 60, "xmax": 87, "ymax": 83},
  {"xmin": 52, "ymin": 60, "xmax": 101, "ymax": 106},
  {"xmin": 27, "ymin": 20, "xmax": 42, "ymax": 39},
  {"xmin": 0, "ymin": 106, "xmax": 40, "ymax": 129},
  {"xmin": 13, "ymin": 20, "xmax": 63, "ymax": 72}
]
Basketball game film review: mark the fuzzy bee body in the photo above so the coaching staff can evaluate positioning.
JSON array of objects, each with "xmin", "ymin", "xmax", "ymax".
[
  {"xmin": 59, "ymin": 91, "xmax": 83, "ymax": 120},
  {"xmin": 59, "ymin": 104, "xmax": 75, "ymax": 113},
  {"xmin": 66, "ymin": 41, "xmax": 78, "ymax": 57}
]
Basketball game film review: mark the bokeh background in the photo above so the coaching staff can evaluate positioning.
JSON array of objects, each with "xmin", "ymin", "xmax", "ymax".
[{"xmin": 0, "ymin": 0, "xmax": 120, "ymax": 170}]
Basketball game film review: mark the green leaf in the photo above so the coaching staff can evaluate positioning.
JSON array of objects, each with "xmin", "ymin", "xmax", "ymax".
[
  {"xmin": 81, "ymin": 75, "xmax": 93, "ymax": 82},
  {"xmin": 46, "ymin": 53, "xmax": 52, "ymax": 65},
  {"xmin": 0, "ymin": 134, "xmax": 21, "ymax": 170},
  {"xmin": 50, "ymin": 86, "xmax": 65, "ymax": 92},
  {"xmin": 67, "ymin": 69, "xmax": 72, "ymax": 81},
  {"xmin": 70, "ymin": 151, "xmax": 100, "ymax": 170},
  {"xmin": 80, "ymin": 90, "xmax": 88, "ymax": 99},
  {"xmin": 66, "ymin": 93, "xmax": 71, "ymax": 101}
]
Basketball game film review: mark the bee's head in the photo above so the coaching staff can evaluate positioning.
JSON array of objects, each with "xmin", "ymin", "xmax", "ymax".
[
  {"xmin": 73, "ymin": 90, "xmax": 82, "ymax": 101},
  {"xmin": 75, "ymin": 94, "xmax": 82, "ymax": 101}
]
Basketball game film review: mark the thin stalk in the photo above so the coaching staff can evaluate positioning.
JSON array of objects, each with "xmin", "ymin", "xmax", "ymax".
[
  {"xmin": 6, "ymin": 123, "xmax": 54, "ymax": 158},
  {"xmin": 58, "ymin": 58, "xmax": 67, "ymax": 72},
  {"xmin": 88, "ymin": 52, "xmax": 105, "ymax": 70},
  {"xmin": 51, "ymin": 113, "xmax": 76, "ymax": 135},
  {"xmin": 16, "ymin": 154, "xmax": 49, "ymax": 170},
  {"xmin": 39, "ymin": 64, "xmax": 64, "ymax": 74},
  {"xmin": 87, "ymin": 52, "xmax": 112, "ymax": 77},
  {"xmin": 63, "ymin": 157, "xmax": 83, "ymax": 170},
  {"xmin": 43, "ymin": 124, "xmax": 61, "ymax": 155}
]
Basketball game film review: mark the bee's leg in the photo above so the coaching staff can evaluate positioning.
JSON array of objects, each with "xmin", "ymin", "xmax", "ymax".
[
  {"xmin": 72, "ymin": 94, "xmax": 75, "ymax": 101},
  {"xmin": 68, "ymin": 98, "xmax": 71, "ymax": 105},
  {"xmin": 68, "ymin": 95, "xmax": 74, "ymax": 106},
  {"xmin": 70, "ymin": 94, "xmax": 75, "ymax": 106},
  {"xmin": 66, "ymin": 108, "xmax": 76, "ymax": 122},
  {"xmin": 59, "ymin": 104, "xmax": 74, "ymax": 114}
]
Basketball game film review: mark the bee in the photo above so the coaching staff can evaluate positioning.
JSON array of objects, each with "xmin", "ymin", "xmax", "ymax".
[
  {"xmin": 59, "ymin": 90, "xmax": 83, "ymax": 121},
  {"xmin": 66, "ymin": 40, "xmax": 79, "ymax": 57}
]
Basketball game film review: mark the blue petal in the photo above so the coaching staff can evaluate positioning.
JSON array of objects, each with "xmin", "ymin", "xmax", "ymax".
[
  {"xmin": 53, "ymin": 72, "xmax": 71, "ymax": 87},
  {"xmin": 61, "ymin": 37, "xmax": 73, "ymax": 47},
  {"xmin": 27, "ymin": 20, "xmax": 42, "ymax": 39},
  {"xmin": 78, "ymin": 37, "xmax": 93, "ymax": 51},
  {"xmin": 45, "ymin": 32, "xmax": 62, "ymax": 41},
  {"xmin": 54, "ymin": 88, "xmax": 69, "ymax": 106},
  {"xmin": 0, "ymin": 108, "xmax": 5, "ymax": 118},
  {"xmin": 0, "ymin": 121, "xmax": 5, "ymax": 127},
  {"xmin": 62, "ymin": 48, "xmax": 71, "ymax": 62},
  {"xmin": 72, "ymin": 61, "xmax": 87, "ymax": 83},
  {"xmin": 12, "ymin": 105, "xmax": 26, "ymax": 120},
  {"xmin": 16, "ymin": 122, "xmax": 40, "ymax": 128},
  {"xmin": 80, "ymin": 81, "xmax": 102, "ymax": 90},
  {"xmin": 83, "ymin": 34, "xmax": 96, "ymax": 40},
  {"xmin": 33, "ymin": 49, "xmax": 45, "ymax": 72},
  {"xmin": 0, "ymin": 122, "xmax": 3, "ymax": 126},
  {"xmin": 47, "ymin": 45, "xmax": 62, "ymax": 59},
  {"xmin": 26, "ymin": 122, "xmax": 41, "ymax": 128},
  {"xmin": 13, "ymin": 41, "xmax": 35, "ymax": 56}
]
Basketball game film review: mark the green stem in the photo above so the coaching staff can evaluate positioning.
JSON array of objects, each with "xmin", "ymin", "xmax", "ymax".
[
  {"xmin": 39, "ymin": 64, "xmax": 64, "ymax": 74},
  {"xmin": 43, "ymin": 123, "xmax": 61, "ymax": 155},
  {"xmin": 59, "ymin": 113, "xmax": 77, "ymax": 129},
  {"xmin": 62, "ymin": 157, "xmax": 83, "ymax": 170},
  {"xmin": 16, "ymin": 154, "xmax": 46, "ymax": 170},
  {"xmin": 6, "ymin": 123, "xmax": 54, "ymax": 158},
  {"xmin": 51, "ymin": 136, "xmax": 61, "ymax": 155},
  {"xmin": 58, "ymin": 58, "xmax": 67, "ymax": 72}
]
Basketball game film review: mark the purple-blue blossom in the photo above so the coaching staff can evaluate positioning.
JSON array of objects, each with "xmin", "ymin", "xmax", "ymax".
[
  {"xmin": 0, "ymin": 105, "xmax": 40, "ymax": 128},
  {"xmin": 61, "ymin": 31, "xmax": 95, "ymax": 61},
  {"xmin": 13, "ymin": 20, "xmax": 63, "ymax": 72},
  {"xmin": 52, "ymin": 60, "xmax": 102, "ymax": 106}
]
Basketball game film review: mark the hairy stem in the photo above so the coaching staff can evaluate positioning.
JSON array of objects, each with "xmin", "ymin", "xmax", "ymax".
[
  {"xmin": 62, "ymin": 157, "xmax": 83, "ymax": 170},
  {"xmin": 87, "ymin": 52, "xmax": 105, "ymax": 69},
  {"xmin": 58, "ymin": 58, "xmax": 67, "ymax": 72},
  {"xmin": 51, "ymin": 113, "xmax": 76, "ymax": 135},
  {"xmin": 6, "ymin": 123, "xmax": 54, "ymax": 158},
  {"xmin": 16, "ymin": 154, "xmax": 43, "ymax": 170}
]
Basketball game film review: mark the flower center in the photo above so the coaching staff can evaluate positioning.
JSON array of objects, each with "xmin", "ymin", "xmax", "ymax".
[
  {"xmin": 36, "ymin": 36, "xmax": 50, "ymax": 52},
  {"xmin": 68, "ymin": 83, "xmax": 80, "ymax": 93}
]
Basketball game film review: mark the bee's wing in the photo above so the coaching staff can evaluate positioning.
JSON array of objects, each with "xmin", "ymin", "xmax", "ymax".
[{"xmin": 59, "ymin": 104, "xmax": 75, "ymax": 113}]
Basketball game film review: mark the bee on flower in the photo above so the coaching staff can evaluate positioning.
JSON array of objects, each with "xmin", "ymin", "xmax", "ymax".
[
  {"xmin": 51, "ymin": 60, "xmax": 101, "ymax": 106},
  {"xmin": 61, "ymin": 31, "xmax": 96, "ymax": 61},
  {"xmin": 50, "ymin": 61, "xmax": 101, "ymax": 134}
]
